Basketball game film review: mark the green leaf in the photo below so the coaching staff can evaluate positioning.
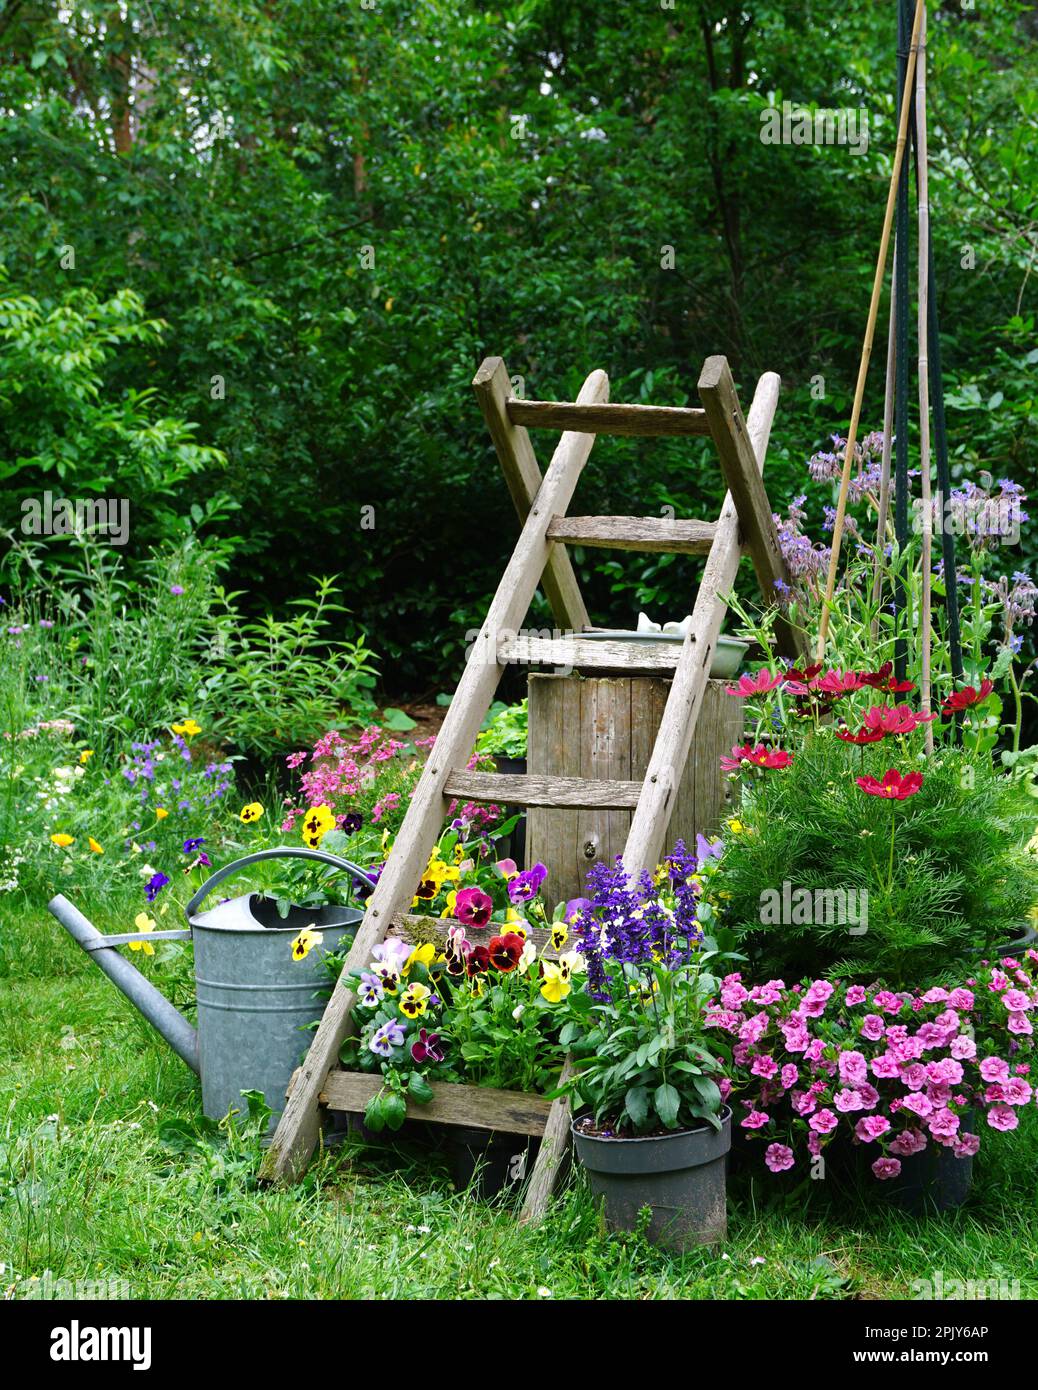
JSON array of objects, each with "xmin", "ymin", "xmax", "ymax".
[
  {"xmin": 381, "ymin": 706, "xmax": 417, "ymax": 731},
  {"xmin": 654, "ymin": 1082, "xmax": 680, "ymax": 1129},
  {"xmin": 625, "ymin": 1084, "xmax": 649, "ymax": 1127},
  {"xmin": 408, "ymin": 1072, "xmax": 434, "ymax": 1104},
  {"xmin": 383, "ymin": 1091, "xmax": 408, "ymax": 1131},
  {"xmin": 363, "ymin": 1092, "xmax": 386, "ymax": 1133}
]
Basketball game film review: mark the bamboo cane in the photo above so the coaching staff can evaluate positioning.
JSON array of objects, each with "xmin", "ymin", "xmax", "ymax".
[
  {"xmin": 916, "ymin": 3, "xmax": 934, "ymax": 753},
  {"xmin": 870, "ymin": 241, "xmax": 898, "ymax": 645},
  {"xmin": 815, "ymin": 0, "xmax": 927, "ymax": 660}
]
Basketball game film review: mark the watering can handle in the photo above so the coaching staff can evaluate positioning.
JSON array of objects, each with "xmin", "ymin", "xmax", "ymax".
[{"xmin": 184, "ymin": 847, "xmax": 377, "ymax": 920}]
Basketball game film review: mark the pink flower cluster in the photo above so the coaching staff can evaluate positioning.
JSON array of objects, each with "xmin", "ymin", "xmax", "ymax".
[
  {"xmin": 281, "ymin": 726, "xmax": 406, "ymax": 831},
  {"xmin": 707, "ymin": 952, "xmax": 1038, "ymax": 1181}
]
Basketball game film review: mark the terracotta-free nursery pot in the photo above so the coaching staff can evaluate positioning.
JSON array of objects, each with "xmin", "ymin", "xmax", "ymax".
[{"xmin": 572, "ymin": 1107, "xmax": 732, "ymax": 1250}]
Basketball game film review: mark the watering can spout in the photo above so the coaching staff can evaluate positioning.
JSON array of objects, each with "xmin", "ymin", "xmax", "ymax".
[{"xmin": 48, "ymin": 894, "xmax": 200, "ymax": 1075}]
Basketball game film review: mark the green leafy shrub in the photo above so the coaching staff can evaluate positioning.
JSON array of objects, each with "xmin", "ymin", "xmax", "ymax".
[
  {"xmin": 475, "ymin": 698, "xmax": 527, "ymax": 760},
  {"xmin": 713, "ymin": 735, "xmax": 1038, "ymax": 988}
]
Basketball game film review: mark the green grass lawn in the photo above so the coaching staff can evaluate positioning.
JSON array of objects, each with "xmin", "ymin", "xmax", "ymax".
[{"xmin": 3, "ymin": 895, "xmax": 1037, "ymax": 1301}]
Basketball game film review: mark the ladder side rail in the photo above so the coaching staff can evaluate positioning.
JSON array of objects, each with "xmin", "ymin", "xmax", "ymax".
[
  {"xmin": 621, "ymin": 370, "xmax": 781, "ymax": 877},
  {"xmin": 261, "ymin": 367, "xmax": 609, "ymax": 1183}
]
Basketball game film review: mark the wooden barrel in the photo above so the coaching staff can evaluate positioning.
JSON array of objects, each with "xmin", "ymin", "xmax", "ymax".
[{"xmin": 525, "ymin": 674, "xmax": 742, "ymax": 905}]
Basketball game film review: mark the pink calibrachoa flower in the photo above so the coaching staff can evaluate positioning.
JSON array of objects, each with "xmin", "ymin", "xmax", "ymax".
[
  {"xmin": 871, "ymin": 1156, "xmax": 902, "ymax": 1180},
  {"xmin": 725, "ymin": 668, "xmax": 784, "ymax": 698},
  {"xmin": 1003, "ymin": 1077, "xmax": 1033, "ymax": 1106},
  {"xmin": 953, "ymin": 1133, "xmax": 981, "ymax": 1158},
  {"xmin": 890, "ymin": 1129, "xmax": 928, "ymax": 1157},
  {"xmin": 765, "ymin": 1143, "xmax": 795, "ymax": 1173},
  {"xmin": 860, "ymin": 1014, "xmax": 885, "ymax": 1041},
  {"xmin": 809, "ymin": 1108, "xmax": 838, "ymax": 1134},
  {"xmin": 741, "ymin": 1110, "xmax": 771, "ymax": 1130},
  {"xmin": 1002, "ymin": 989, "xmax": 1032, "ymax": 1013},
  {"xmin": 855, "ymin": 1115, "xmax": 890, "ymax": 1142},
  {"xmin": 845, "ymin": 985, "xmax": 867, "ymax": 1007},
  {"xmin": 986, "ymin": 1104, "xmax": 1019, "ymax": 1132},
  {"xmin": 979, "ymin": 1056, "xmax": 1010, "ymax": 1084}
]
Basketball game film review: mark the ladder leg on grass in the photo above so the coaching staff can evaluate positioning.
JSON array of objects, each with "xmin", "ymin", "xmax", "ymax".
[
  {"xmin": 262, "ymin": 355, "xmax": 803, "ymax": 1214},
  {"xmin": 261, "ymin": 365, "xmax": 609, "ymax": 1183}
]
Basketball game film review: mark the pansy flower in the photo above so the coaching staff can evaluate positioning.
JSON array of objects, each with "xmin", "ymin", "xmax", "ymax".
[
  {"xmin": 369, "ymin": 1020, "xmax": 405, "ymax": 1057},
  {"xmin": 144, "ymin": 871, "xmax": 170, "ymax": 902},
  {"xmin": 410, "ymin": 1028, "xmax": 445, "ymax": 1065},
  {"xmin": 454, "ymin": 886, "xmax": 493, "ymax": 927},
  {"xmin": 507, "ymin": 863, "xmax": 547, "ymax": 904},
  {"xmin": 465, "ymin": 944, "xmax": 491, "ymax": 977},
  {"xmin": 357, "ymin": 972, "xmax": 384, "ymax": 1007},
  {"xmin": 488, "ymin": 932, "xmax": 524, "ymax": 973},
  {"xmin": 399, "ymin": 982, "xmax": 431, "ymax": 1019}
]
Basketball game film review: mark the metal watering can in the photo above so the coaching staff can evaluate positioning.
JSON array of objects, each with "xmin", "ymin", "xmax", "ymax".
[{"xmin": 49, "ymin": 848, "xmax": 375, "ymax": 1130}]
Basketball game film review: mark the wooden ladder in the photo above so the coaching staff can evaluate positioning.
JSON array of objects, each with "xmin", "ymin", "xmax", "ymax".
[{"xmin": 261, "ymin": 354, "xmax": 805, "ymax": 1207}]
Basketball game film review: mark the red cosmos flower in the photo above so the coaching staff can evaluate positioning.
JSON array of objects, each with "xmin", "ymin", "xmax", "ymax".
[
  {"xmin": 861, "ymin": 704, "xmax": 936, "ymax": 736},
  {"xmin": 856, "ymin": 769, "xmax": 924, "ymax": 800},
  {"xmin": 454, "ymin": 886, "xmax": 493, "ymax": 928},
  {"xmin": 815, "ymin": 668, "xmax": 865, "ymax": 696},
  {"xmin": 836, "ymin": 727, "xmax": 885, "ymax": 745},
  {"xmin": 719, "ymin": 743, "xmax": 794, "ymax": 771},
  {"xmin": 487, "ymin": 932, "xmax": 525, "ymax": 973},
  {"xmin": 859, "ymin": 661, "xmax": 916, "ymax": 694},
  {"xmin": 465, "ymin": 944, "xmax": 491, "ymax": 976},
  {"xmin": 941, "ymin": 679, "xmax": 994, "ymax": 717},
  {"xmin": 782, "ymin": 662, "xmax": 823, "ymax": 696},
  {"xmin": 725, "ymin": 668, "xmax": 784, "ymax": 697}
]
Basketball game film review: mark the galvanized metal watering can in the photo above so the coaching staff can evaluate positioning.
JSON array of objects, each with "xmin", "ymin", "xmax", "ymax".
[{"xmin": 49, "ymin": 848, "xmax": 374, "ymax": 1130}]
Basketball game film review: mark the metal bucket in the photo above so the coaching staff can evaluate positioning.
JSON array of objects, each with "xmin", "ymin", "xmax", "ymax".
[{"xmin": 185, "ymin": 849, "xmax": 373, "ymax": 1128}]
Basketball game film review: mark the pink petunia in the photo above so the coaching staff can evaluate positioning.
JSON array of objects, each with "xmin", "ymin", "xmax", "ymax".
[
  {"xmin": 979, "ymin": 1056, "xmax": 1010, "ymax": 1084},
  {"xmin": 1002, "ymin": 989, "xmax": 1032, "ymax": 1013},
  {"xmin": 845, "ymin": 985, "xmax": 867, "ymax": 1007},
  {"xmin": 860, "ymin": 1014, "xmax": 885, "ymax": 1042},
  {"xmin": 899, "ymin": 1092, "xmax": 933, "ymax": 1118},
  {"xmin": 780, "ymin": 1063, "xmax": 799, "ymax": 1090},
  {"xmin": 953, "ymin": 1132, "xmax": 981, "ymax": 1158},
  {"xmin": 986, "ymin": 1104, "xmax": 1019, "ymax": 1132},
  {"xmin": 890, "ymin": 1128, "xmax": 928, "ymax": 1156}
]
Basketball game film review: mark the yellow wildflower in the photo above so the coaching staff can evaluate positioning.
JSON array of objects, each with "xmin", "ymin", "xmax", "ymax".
[
  {"xmin": 727, "ymin": 818, "xmax": 744, "ymax": 834},
  {"xmin": 87, "ymin": 837, "xmax": 104, "ymax": 854},
  {"xmin": 171, "ymin": 719, "xmax": 202, "ymax": 737},
  {"xmin": 155, "ymin": 807, "xmax": 169, "ymax": 820},
  {"xmin": 79, "ymin": 749, "xmax": 94, "ymax": 765},
  {"xmin": 131, "ymin": 912, "xmax": 156, "ymax": 956},
  {"xmin": 50, "ymin": 833, "xmax": 74, "ymax": 848}
]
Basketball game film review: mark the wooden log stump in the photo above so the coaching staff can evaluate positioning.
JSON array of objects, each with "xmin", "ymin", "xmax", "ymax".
[{"xmin": 526, "ymin": 674, "xmax": 742, "ymax": 904}]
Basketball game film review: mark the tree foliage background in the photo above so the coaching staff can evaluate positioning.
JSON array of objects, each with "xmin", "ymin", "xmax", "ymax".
[{"xmin": 1, "ymin": 0, "xmax": 1036, "ymax": 689}]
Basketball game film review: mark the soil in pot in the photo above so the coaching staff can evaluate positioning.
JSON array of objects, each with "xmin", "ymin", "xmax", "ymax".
[{"xmin": 573, "ymin": 1107, "xmax": 732, "ymax": 1251}]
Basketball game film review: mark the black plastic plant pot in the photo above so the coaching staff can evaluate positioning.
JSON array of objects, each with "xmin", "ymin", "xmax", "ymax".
[
  {"xmin": 491, "ymin": 755, "xmax": 527, "ymax": 867},
  {"xmin": 885, "ymin": 1142, "xmax": 973, "ymax": 1215},
  {"xmin": 991, "ymin": 921, "xmax": 1038, "ymax": 961},
  {"xmin": 443, "ymin": 1125, "xmax": 540, "ymax": 1199},
  {"xmin": 572, "ymin": 1107, "xmax": 732, "ymax": 1250}
]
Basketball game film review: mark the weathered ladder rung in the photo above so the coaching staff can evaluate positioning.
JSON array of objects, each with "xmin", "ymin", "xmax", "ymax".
[
  {"xmin": 497, "ymin": 633, "xmax": 681, "ymax": 671},
  {"xmin": 506, "ymin": 399, "xmax": 711, "ymax": 437},
  {"xmin": 445, "ymin": 769, "xmax": 643, "ymax": 809},
  {"xmin": 319, "ymin": 1072, "xmax": 552, "ymax": 1136},
  {"xmin": 546, "ymin": 514, "xmax": 717, "ymax": 554}
]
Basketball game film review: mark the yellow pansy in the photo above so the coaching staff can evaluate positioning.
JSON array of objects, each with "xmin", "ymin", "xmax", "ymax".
[
  {"xmin": 131, "ymin": 912, "xmax": 156, "ymax": 956},
  {"xmin": 453, "ymin": 843, "xmax": 466, "ymax": 864},
  {"xmin": 239, "ymin": 802, "xmax": 264, "ymax": 824},
  {"xmin": 550, "ymin": 922, "xmax": 568, "ymax": 951},
  {"xmin": 405, "ymin": 942, "xmax": 436, "ymax": 973},
  {"xmin": 79, "ymin": 749, "xmax": 94, "ymax": 765},
  {"xmin": 539, "ymin": 961, "xmax": 570, "ymax": 1003},
  {"xmin": 399, "ymin": 982, "xmax": 431, "ymax": 1019},
  {"xmin": 87, "ymin": 837, "xmax": 104, "ymax": 854},
  {"xmin": 171, "ymin": 719, "xmax": 202, "ymax": 737},
  {"xmin": 301, "ymin": 804, "xmax": 335, "ymax": 848},
  {"xmin": 50, "ymin": 833, "xmax": 74, "ymax": 848},
  {"xmin": 440, "ymin": 889, "xmax": 458, "ymax": 919},
  {"xmin": 291, "ymin": 926, "xmax": 324, "ymax": 962},
  {"xmin": 155, "ymin": 807, "xmax": 169, "ymax": 820}
]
